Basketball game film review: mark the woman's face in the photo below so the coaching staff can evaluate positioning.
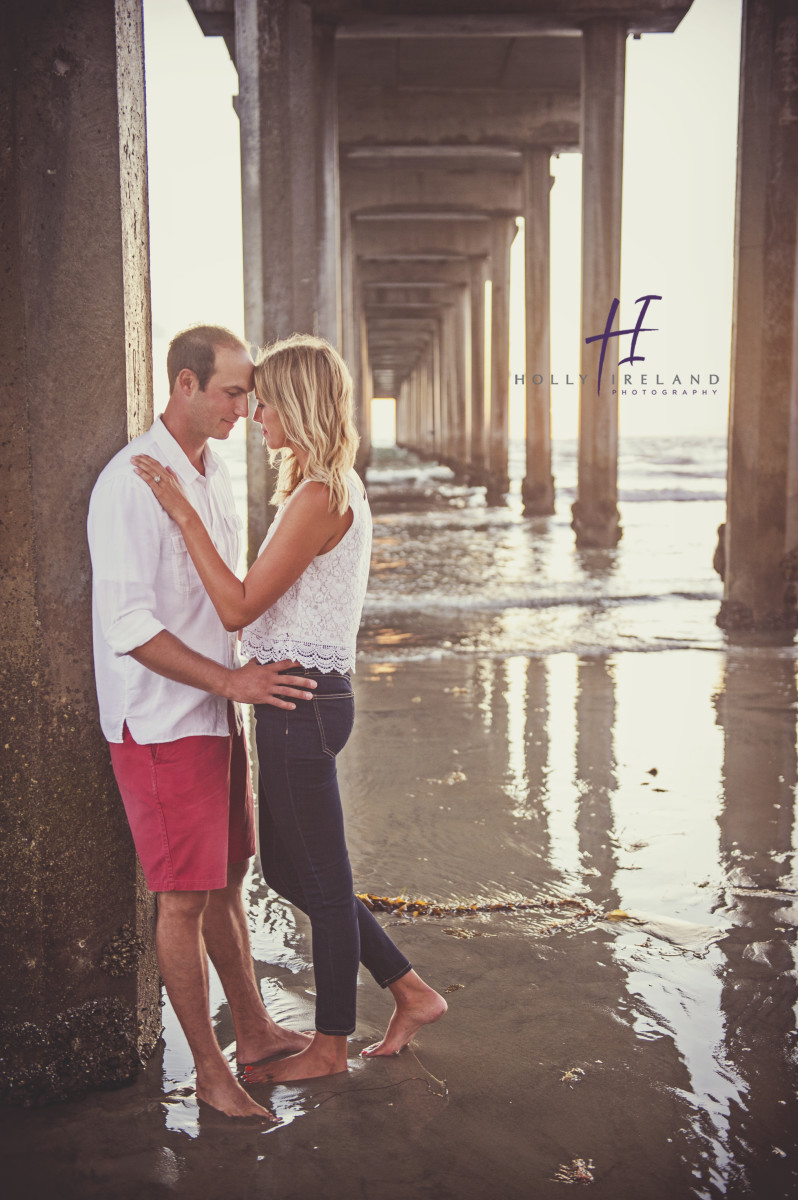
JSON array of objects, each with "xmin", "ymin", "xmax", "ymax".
[{"xmin": 253, "ymin": 395, "xmax": 289, "ymax": 450}]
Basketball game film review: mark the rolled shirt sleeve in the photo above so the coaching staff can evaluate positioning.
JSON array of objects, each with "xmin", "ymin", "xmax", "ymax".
[{"xmin": 88, "ymin": 471, "xmax": 166, "ymax": 656}]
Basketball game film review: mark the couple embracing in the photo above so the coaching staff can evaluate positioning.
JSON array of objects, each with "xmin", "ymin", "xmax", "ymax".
[{"xmin": 88, "ymin": 326, "xmax": 445, "ymax": 1119}]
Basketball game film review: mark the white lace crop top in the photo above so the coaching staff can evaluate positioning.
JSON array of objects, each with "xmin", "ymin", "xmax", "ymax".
[{"xmin": 240, "ymin": 472, "xmax": 372, "ymax": 674}]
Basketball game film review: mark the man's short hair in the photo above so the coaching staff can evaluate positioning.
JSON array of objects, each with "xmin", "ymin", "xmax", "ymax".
[{"xmin": 167, "ymin": 325, "xmax": 249, "ymax": 392}]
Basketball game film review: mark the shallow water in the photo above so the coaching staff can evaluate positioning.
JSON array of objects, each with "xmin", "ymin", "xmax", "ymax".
[
  {"xmin": 4, "ymin": 438, "xmax": 798, "ymax": 1199},
  {"xmin": 362, "ymin": 437, "xmax": 727, "ymax": 659}
]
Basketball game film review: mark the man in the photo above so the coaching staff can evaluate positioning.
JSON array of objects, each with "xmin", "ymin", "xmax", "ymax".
[{"xmin": 88, "ymin": 326, "xmax": 312, "ymax": 1119}]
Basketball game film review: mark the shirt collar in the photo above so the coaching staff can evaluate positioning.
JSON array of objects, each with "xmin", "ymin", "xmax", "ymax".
[{"xmin": 149, "ymin": 416, "xmax": 219, "ymax": 484}]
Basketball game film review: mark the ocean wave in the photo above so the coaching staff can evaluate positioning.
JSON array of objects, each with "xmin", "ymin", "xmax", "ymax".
[
  {"xmin": 368, "ymin": 473, "xmax": 724, "ymax": 504},
  {"xmin": 356, "ymin": 638, "xmax": 723, "ymax": 664},
  {"xmin": 363, "ymin": 589, "xmax": 721, "ymax": 615},
  {"xmin": 551, "ymin": 485, "xmax": 724, "ymax": 502},
  {"xmin": 644, "ymin": 466, "xmax": 727, "ymax": 478},
  {"xmin": 367, "ymin": 465, "xmax": 454, "ymax": 486},
  {"xmin": 618, "ymin": 488, "xmax": 725, "ymax": 502}
]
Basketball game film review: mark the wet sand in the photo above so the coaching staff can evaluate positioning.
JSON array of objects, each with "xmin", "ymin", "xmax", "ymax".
[{"xmin": 3, "ymin": 648, "xmax": 798, "ymax": 1199}]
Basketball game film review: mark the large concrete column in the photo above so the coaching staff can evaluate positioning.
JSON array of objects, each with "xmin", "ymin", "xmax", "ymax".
[
  {"xmin": 235, "ymin": 0, "xmax": 269, "ymax": 565},
  {"xmin": 573, "ymin": 19, "xmax": 626, "ymax": 548},
  {"xmin": 432, "ymin": 324, "xmax": 443, "ymax": 461},
  {"xmin": 424, "ymin": 348, "xmax": 436, "ymax": 458},
  {"xmin": 416, "ymin": 362, "xmax": 426, "ymax": 453},
  {"xmin": 235, "ymin": 0, "xmax": 316, "ymax": 560},
  {"xmin": 0, "ymin": 0, "xmax": 160, "ymax": 1105},
  {"xmin": 416, "ymin": 354, "xmax": 428, "ymax": 456},
  {"xmin": 721, "ymin": 0, "xmax": 798, "ymax": 631},
  {"xmin": 358, "ymin": 299, "xmax": 373, "ymax": 472},
  {"xmin": 486, "ymin": 217, "xmax": 515, "ymax": 497},
  {"xmin": 436, "ymin": 299, "xmax": 468, "ymax": 476},
  {"xmin": 409, "ymin": 372, "xmax": 419, "ymax": 451},
  {"xmin": 521, "ymin": 147, "xmax": 555, "ymax": 516},
  {"xmin": 340, "ymin": 214, "xmax": 359, "ymax": 446},
  {"xmin": 469, "ymin": 255, "xmax": 489, "ymax": 483},
  {"xmin": 313, "ymin": 24, "xmax": 341, "ymax": 347},
  {"xmin": 403, "ymin": 370, "xmax": 415, "ymax": 451},
  {"xmin": 341, "ymin": 234, "xmax": 373, "ymax": 473},
  {"xmin": 454, "ymin": 285, "xmax": 472, "ymax": 474},
  {"xmin": 396, "ymin": 378, "xmax": 407, "ymax": 447},
  {"xmin": 438, "ymin": 309, "xmax": 454, "ymax": 464}
]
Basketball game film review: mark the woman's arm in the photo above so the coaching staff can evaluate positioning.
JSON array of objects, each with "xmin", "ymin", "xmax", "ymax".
[{"xmin": 132, "ymin": 455, "xmax": 348, "ymax": 631}]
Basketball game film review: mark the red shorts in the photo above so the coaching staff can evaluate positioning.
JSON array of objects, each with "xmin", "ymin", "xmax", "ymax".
[{"xmin": 109, "ymin": 715, "xmax": 256, "ymax": 892}]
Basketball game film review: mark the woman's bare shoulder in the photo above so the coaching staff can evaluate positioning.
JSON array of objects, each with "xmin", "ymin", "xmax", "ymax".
[
  {"xmin": 279, "ymin": 479, "xmax": 338, "ymax": 526},
  {"xmin": 291, "ymin": 479, "xmax": 334, "ymax": 508}
]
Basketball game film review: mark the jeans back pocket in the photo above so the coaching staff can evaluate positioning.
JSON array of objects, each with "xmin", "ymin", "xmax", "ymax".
[{"xmin": 312, "ymin": 693, "xmax": 355, "ymax": 758}]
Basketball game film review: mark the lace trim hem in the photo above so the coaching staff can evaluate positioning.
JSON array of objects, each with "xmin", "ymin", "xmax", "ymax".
[{"xmin": 240, "ymin": 636, "xmax": 357, "ymax": 674}]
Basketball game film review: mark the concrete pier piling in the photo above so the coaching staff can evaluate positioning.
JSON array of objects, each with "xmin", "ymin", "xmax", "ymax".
[
  {"xmin": 720, "ymin": 0, "xmax": 798, "ymax": 632},
  {"xmin": 521, "ymin": 148, "xmax": 555, "ymax": 516},
  {"xmin": 573, "ymin": 18, "xmax": 626, "ymax": 548},
  {"xmin": 0, "ymin": 0, "xmax": 160, "ymax": 1106},
  {"xmin": 487, "ymin": 217, "xmax": 515, "ymax": 498}
]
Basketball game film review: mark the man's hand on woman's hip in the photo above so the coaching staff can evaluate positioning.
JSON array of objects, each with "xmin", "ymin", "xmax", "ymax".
[{"xmin": 228, "ymin": 659, "xmax": 317, "ymax": 709}]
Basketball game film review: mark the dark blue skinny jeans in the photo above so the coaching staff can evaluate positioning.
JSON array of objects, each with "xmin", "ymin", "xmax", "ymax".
[{"xmin": 254, "ymin": 670, "xmax": 411, "ymax": 1036}]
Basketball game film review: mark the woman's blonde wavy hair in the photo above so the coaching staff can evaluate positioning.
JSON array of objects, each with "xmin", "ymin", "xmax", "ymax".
[{"xmin": 254, "ymin": 334, "xmax": 360, "ymax": 515}]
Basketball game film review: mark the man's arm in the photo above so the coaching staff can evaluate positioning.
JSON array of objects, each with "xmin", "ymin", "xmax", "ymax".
[
  {"xmin": 88, "ymin": 470, "xmax": 315, "ymax": 709},
  {"xmin": 130, "ymin": 631, "xmax": 315, "ymax": 709}
]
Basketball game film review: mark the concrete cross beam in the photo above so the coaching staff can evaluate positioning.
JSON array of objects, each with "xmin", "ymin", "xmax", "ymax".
[
  {"xmin": 339, "ymin": 86, "xmax": 580, "ymax": 150},
  {"xmin": 345, "ymin": 145, "xmax": 524, "ymax": 172},
  {"xmin": 341, "ymin": 164, "xmax": 523, "ymax": 217},
  {"xmin": 328, "ymin": 4, "xmax": 691, "ymax": 37}
]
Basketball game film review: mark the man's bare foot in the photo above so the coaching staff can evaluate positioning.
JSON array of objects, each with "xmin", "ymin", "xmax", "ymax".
[
  {"xmin": 361, "ymin": 970, "xmax": 448, "ymax": 1058},
  {"xmin": 196, "ymin": 1061, "xmax": 276, "ymax": 1119},
  {"xmin": 244, "ymin": 1032, "xmax": 348, "ymax": 1083},
  {"xmin": 235, "ymin": 1022, "xmax": 313, "ymax": 1068}
]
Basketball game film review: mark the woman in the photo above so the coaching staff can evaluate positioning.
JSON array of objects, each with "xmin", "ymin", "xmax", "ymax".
[{"xmin": 133, "ymin": 334, "xmax": 446, "ymax": 1083}]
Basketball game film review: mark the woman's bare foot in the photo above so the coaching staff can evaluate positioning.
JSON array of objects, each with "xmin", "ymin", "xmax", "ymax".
[
  {"xmin": 235, "ymin": 1023, "xmax": 313, "ymax": 1069},
  {"xmin": 361, "ymin": 970, "xmax": 448, "ymax": 1058},
  {"xmin": 244, "ymin": 1032, "xmax": 348, "ymax": 1083},
  {"xmin": 196, "ymin": 1060, "xmax": 276, "ymax": 1119}
]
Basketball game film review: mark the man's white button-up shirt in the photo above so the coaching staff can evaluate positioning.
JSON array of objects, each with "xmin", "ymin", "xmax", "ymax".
[{"xmin": 88, "ymin": 417, "xmax": 242, "ymax": 744}]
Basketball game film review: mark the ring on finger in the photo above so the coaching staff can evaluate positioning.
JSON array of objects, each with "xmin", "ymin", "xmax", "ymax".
[{"xmin": 153, "ymin": 474, "xmax": 161, "ymax": 483}]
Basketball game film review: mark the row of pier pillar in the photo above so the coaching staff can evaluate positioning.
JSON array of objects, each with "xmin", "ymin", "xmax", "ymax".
[{"xmin": 227, "ymin": 1, "xmax": 628, "ymax": 554}]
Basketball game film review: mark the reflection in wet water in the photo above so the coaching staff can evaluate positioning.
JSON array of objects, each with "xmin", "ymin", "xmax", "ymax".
[
  {"xmin": 714, "ymin": 654, "xmax": 798, "ymax": 1198},
  {"xmin": 337, "ymin": 646, "xmax": 797, "ymax": 1197},
  {"xmin": 575, "ymin": 657, "xmax": 619, "ymax": 906}
]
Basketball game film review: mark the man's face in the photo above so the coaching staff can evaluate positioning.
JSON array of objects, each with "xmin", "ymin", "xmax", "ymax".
[{"xmin": 192, "ymin": 345, "xmax": 255, "ymax": 440}]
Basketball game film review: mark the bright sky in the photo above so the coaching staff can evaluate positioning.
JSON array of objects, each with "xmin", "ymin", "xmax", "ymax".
[{"xmin": 142, "ymin": 0, "xmax": 741, "ymax": 442}]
